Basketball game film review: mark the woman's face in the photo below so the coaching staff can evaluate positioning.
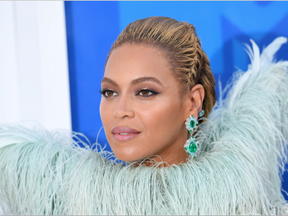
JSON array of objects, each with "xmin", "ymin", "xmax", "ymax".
[{"xmin": 100, "ymin": 44, "xmax": 195, "ymax": 164}]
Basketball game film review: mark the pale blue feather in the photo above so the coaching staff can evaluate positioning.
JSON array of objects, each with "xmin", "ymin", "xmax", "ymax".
[{"xmin": 0, "ymin": 37, "xmax": 288, "ymax": 215}]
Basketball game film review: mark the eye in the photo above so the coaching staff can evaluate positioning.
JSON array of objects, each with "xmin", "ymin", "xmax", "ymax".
[
  {"xmin": 137, "ymin": 89, "xmax": 159, "ymax": 97},
  {"xmin": 99, "ymin": 89, "xmax": 118, "ymax": 98}
]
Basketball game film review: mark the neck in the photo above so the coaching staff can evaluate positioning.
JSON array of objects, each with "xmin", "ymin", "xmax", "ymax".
[{"xmin": 133, "ymin": 146, "xmax": 190, "ymax": 167}]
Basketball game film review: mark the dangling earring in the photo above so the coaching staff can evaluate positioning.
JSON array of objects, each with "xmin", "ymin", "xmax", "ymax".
[
  {"xmin": 184, "ymin": 115, "xmax": 200, "ymax": 159},
  {"xmin": 199, "ymin": 109, "xmax": 205, "ymax": 117}
]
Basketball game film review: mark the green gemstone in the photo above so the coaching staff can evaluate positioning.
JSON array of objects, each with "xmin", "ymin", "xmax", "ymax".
[
  {"xmin": 189, "ymin": 142, "xmax": 197, "ymax": 153},
  {"xmin": 189, "ymin": 130, "xmax": 193, "ymax": 133},
  {"xmin": 190, "ymin": 120, "xmax": 195, "ymax": 128}
]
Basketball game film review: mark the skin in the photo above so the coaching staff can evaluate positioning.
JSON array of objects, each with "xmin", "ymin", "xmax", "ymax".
[{"xmin": 100, "ymin": 44, "xmax": 204, "ymax": 166}]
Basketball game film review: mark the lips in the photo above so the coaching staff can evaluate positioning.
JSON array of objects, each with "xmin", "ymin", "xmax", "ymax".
[{"xmin": 112, "ymin": 127, "xmax": 141, "ymax": 142}]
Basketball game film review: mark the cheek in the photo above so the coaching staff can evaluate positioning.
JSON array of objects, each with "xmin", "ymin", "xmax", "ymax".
[
  {"xmin": 99, "ymin": 99, "xmax": 105, "ymax": 123},
  {"xmin": 139, "ymin": 99, "xmax": 184, "ymax": 139},
  {"xmin": 99, "ymin": 99, "xmax": 114, "ymax": 132}
]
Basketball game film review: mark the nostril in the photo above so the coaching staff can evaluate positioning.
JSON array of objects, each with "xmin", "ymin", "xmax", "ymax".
[{"xmin": 113, "ymin": 105, "xmax": 135, "ymax": 119}]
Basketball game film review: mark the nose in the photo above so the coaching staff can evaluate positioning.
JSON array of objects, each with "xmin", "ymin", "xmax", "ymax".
[{"xmin": 113, "ymin": 94, "xmax": 135, "ymax": 119}]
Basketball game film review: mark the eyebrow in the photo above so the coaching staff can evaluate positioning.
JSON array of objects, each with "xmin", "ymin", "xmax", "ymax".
[
  {"xmin": 101, "ymin": 77, "xmax": 163, "ymax": 87},
  {"xmin": 101, "ymin": 77, "xmax": 119, "ymax": 87}
]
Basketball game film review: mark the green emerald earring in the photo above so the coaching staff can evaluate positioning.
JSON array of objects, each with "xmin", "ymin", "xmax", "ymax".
[{"xmin": 184, "ymin": 115, "xmax": 200, "ymax": 159}]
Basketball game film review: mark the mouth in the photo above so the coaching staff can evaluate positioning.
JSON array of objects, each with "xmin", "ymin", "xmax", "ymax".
[{"xmin": 112, "ymin": 127, "xmax": 141, "ymax": 142}]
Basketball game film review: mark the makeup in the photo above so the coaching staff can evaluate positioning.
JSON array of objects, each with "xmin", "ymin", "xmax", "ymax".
[{"xmin": 112, "ymin": 127, "xmax": 141, "ymax": 142}]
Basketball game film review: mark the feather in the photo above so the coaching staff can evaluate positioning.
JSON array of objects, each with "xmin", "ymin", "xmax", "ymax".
[
  {"xmin": 260, "ymin": 37, "xmax": 287, "ymax": 69},
  {"xmin": 0, "ymin": 38, "xmax": 288, "ymax": 215},
  {"xmin": 228, "ymin": 37, "xmax": 287, "ymax": 109},
  {"xmin": 227, "ymin": 39, "xmax": 260, "ymax": 109}
]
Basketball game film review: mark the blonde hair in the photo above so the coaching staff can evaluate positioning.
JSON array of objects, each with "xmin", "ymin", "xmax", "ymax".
[{"xmin": 106, "ymin": 16, "xmax": 216, "ymax": 121}]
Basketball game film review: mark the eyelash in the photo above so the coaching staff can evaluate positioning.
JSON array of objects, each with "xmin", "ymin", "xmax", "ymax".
[
  {"xmin": 137, "ymin": 89, "xmax": 159, "ymax": 97},
  {"xmin": 99, "ymin": 89, "xmax": 117, "ymax": 97},
  {"xmin": 99, "ymin": 89, "xmax": 159, "ymax": 98}
]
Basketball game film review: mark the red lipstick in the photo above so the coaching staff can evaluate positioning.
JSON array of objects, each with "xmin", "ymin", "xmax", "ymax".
[{"xmin": 112, "ymin": 127, "xmax": 141, "ymax": 142}]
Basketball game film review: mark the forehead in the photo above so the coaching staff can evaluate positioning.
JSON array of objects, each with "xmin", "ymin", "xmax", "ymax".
[{"xmin": 104, "ymin": 44, "xmax": 173, "ymax": 83}]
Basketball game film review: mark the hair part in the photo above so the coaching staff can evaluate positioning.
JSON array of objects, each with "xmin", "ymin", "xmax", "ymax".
[{"xmin": 106, "ymin": 16, "xmax": 216, "ymax": 122}]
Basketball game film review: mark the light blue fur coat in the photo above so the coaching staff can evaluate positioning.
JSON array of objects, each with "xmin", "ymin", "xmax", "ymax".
[{"xmin": 0, "ymin": 37, "xmax": 288, "ymax": 215}]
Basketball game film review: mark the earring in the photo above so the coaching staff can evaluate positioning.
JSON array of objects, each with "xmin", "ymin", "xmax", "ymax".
[
  {"xmin": 199, "ymin": 110, "xmax": 205, "ymax": 117},
  {"xmin": 184, "ymin": 115, "xmax": 200, "ymax": 159}
]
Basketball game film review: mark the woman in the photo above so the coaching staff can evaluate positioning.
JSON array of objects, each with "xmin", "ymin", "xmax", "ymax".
[
  {"xmin": 100, "ymin": 16, "xmax": 215, "ymax": 165},
  {"xmin": 0, "ymin": 16, "xmax": 288, "ymax": 215}
]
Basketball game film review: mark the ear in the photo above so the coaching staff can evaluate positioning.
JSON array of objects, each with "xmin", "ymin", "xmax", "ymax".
[{"xmin": 187, "ymin": 84, "xmax": 205, "ymax": 118}]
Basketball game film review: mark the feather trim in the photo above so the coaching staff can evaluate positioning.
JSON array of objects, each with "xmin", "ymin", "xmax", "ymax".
[{"xmin": 0, "ymin": 37, "xmax": 288, "ymax": 215}]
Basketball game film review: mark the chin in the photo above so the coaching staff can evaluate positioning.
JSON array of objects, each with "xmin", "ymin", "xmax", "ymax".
[
  {"xmin": 114, "ymin": 152, "xmax": 142, "ymax": 162},
  {"xmin": 112, "ymin": 148, "xmax": 150, "ymax": 162}
]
